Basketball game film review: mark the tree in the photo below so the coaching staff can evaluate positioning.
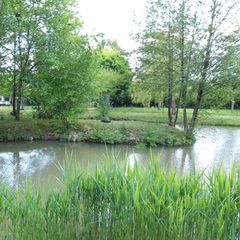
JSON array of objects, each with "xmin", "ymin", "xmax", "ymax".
[
  {"xmin": 30, "ymin": 35, "xmax": 96, "ymax": 123},
  {"xmin": 96, "ymin": 48, "xmax": 133, "ymax": 107},
  {"xmin": 189, "ymin": 0, "xmax": 240, "ymax": 130},
  {"xmin": 136, "ymin": 0, "xmax": 240, "ymax": 131},
  {"xmin": 135, "ymin": 0, "xmax": 186, "ymax": 126},
  {"xmin": 0, "ymin": 0, "xmax": 96, "ymax": 123}
]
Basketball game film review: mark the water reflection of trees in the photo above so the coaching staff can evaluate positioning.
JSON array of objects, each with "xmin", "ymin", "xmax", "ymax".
[
  {"xmin": 126, "ymin": 147, "xmax": 196, "ymax": 175},
  {"xmin": 0, "ymin": 144, "xmax": 56, "ymax": 188},
  {"xmin": 0, "ymin": 128, "xmax": 239, "ymax": 188}
]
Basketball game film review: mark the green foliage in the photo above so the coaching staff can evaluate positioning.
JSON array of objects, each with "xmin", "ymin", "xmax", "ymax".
[
  {"xmin": 85, "ymin": 129, "xmax": 124, "ymax": 144},
  {"xmin": 100, "ymin": 49, "xmax": 130, "ymax": 74},
  {"xmin": 0, "ymin": 0, "xmax": 98, "ymax": 122},
  {"xmin": 32, "ymin": 35, "xmax": 97, "ymax": 124},
  {"xmin": 0, "ymin": 161, "xmax": 239, "ymax": 239},
  {"xmin": 96, "ymin": 48, "xmax": 132, "ymax": 107},
  {"xmin": 135, "ymin": 0, "xmax": 240, "ymax": 129},
  {"xmin": 143, "ymin": 127, "xmax": 159, "ymax": 147}
]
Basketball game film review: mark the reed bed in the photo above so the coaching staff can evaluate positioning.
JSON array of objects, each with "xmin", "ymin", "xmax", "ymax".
[{"xmin": 0, "ymin": 159, "xmax": 239, "ymax": 240}]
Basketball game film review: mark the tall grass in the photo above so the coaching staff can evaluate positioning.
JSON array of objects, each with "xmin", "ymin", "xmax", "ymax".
[{"xmin": 0, "ymin": 159, "xmax": 239, "ymax": 239}]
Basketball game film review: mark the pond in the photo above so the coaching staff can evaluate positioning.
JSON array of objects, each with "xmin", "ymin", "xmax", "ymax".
[{"xmin": 0, "ymin": 126, "xmax": 240, "ymax": 188}]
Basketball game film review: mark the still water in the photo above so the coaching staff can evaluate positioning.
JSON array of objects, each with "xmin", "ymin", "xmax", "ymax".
[{"xmin": 0, "ymin": 126, "xmax": 240, "ymax": 188}]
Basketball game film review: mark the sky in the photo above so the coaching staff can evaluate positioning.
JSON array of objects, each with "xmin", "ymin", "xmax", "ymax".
[{"xmin": 77, "ymin": 0, "xmax": 148, "ymax": 52}]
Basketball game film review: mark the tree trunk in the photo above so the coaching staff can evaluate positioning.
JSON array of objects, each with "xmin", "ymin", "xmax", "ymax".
[
  {"xmin": 12, "ymin": 37, "xmax": 17, "ymax": 116},
  {"xmin": 168, "ymin": 95, "xmax": 174, "ymax": 126},
  {"xmin": 189, "ymin": 0, "xmax": 217, "ymax": 131},
  {"xmin": 174, "ymin": 96, "xmax": 181, "ymax": 127},
  {"xmin": 12, "ymin": 81, "xmax": 16, "ymax": 116},
  {"xmin": 182, "ymin": 84, "xmax": 189, "ymax": 131},
  {"xmin": 190, "ymin": 88, "xmax": 203, "ymax": 130},
  {"xmin": 15, "ymin": 99, "xmax": 21, "ymax": 121},
  {"xmin": 167, "ymin": 15, "xmax": 174, "ymax": 127},
  {"xmin": 15, "ymin": 22, "xmax": 23, "ymax": 121},
  {"xmin": 15, "ymin": 75, "xmax": 23, "ymax": 121}
]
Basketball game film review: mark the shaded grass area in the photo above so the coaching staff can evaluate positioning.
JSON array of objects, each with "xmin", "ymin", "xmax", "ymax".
[
  {"xmin": 0, "ymin": 119, "xmax": 193, "ymax": 146},
  {"xmin": 0, "ymin": 161, "xmax": 239, "ymax": 239},
  {"xmin": 82, "ymin": 107, "xmax": 240, "ymax": 127}
]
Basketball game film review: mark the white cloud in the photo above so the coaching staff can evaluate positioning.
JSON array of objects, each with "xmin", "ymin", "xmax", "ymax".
[{"xmin": 77, "ymin": 0, "xmax": 147, "ymax": 51}]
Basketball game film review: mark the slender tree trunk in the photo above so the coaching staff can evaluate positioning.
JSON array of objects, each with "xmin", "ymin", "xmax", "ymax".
[
  {"xmin": 182, "ymin": 81, "xmax": 188, "ymax": 131},
  {"xmin": 174, "ymin": 1, "xmax": 186, "ymax": 128},
  {"xmin": 174, "ymin": 11, "xmax": 185, "ymax": 127},
  {"xmin": 174, "ymin": 95, "xmax": 181, "ymax": 126},
  {"xmin": 12, "ymin": 36, "xmax": 17, "ymax": 116},
  {"xmin": 168, "ymin": 87, "xmax": 174, "ymax": 126},
  {"xmin": 189, "ymin": 58, "xmax": 210, "ymax": 130},
  {"xmin": 12, "ymin": 79, "xmax": 16, "ymax": 116},
  {"xmin": 15, "ymin": 73, "xmax": 23, "ymax": 121},
  {"xmin": 15, "ymin": 94, "xmax": 21, "ymax": 121},
  {"xmin": 189, "ymin": 0, "xmax": 217, "ymax": 131},
  {"xmin": 15, "ymin": 25, "xmax": 22, "ymax": 121},
  {"xmin": 190, "ymin": 88, "xmax": 203, "ymax": 130},
  {"xmin": 167, "ymin": 15, "xmax": 174, "ymax": 127}
]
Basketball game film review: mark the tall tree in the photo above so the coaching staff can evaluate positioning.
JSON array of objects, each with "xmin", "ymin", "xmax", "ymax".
[
  {"xmin": 136, "ymin": 0, "xmax": 240, "ymax": 131},
  {"xmin": 0, "ymin": 0, "xmax": 93, "ymax": 122},
  {"xmin": 189, "ymin": 0, "xmax": 240, "ymax": 130}
]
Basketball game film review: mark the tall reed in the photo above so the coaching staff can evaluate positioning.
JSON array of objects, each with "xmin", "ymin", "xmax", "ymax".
[{"xmin": 0, "ymin": 158, "xmax": 239, "ymax": 239}]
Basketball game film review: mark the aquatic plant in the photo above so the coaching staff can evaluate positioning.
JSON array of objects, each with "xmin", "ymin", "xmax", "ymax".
[{"xmin": 0, "ymin": 159, "xmax": 239, "ymax": 239}]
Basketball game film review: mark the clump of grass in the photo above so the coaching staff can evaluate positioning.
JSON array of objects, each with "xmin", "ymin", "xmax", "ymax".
[
  {"xmin": 84, "ymin": 128, "xmax": 124, "ymax": 144},
  {"xmin": 0, "ymin": 159, "xmax": 239, "ymax": 239}
]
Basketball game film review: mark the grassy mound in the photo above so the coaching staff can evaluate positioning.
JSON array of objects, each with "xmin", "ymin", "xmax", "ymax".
[{"xmin": 0, "ymin": 119, "xmax": 194, "ymax": 146}]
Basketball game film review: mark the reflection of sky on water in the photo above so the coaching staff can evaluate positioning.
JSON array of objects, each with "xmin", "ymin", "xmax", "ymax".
[
  {"xmin": 0, "ymin": 148, "xmax": 56, "ymax": 187},
  {"xmin": 192, "ymin": 127, "xmax": 240, "ymax": 172},
  {"xmin": 0, "ymin": 126, "xmax": 239, "ymax": 188},
  {"xmin": 126, "ymin": 126, "xmax": 240, "ymax": 174}
]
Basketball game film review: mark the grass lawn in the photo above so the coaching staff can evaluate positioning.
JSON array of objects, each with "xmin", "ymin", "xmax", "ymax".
[
  {"xmin": 82, "ymin": 107, "xmax": 240, "ymax": 127},
  {"xmin": 1, "ymin": 106, "xmax": 240, "ymax": 127}
]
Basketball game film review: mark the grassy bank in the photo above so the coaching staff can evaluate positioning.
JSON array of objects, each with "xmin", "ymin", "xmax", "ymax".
[
  {"xmin": 82, "ymin": 107, "xmax": 240, "ymax": 127},
  {"xmin": 0, "ymin": 161, "xmax": 239, "ymax": 239},
  {"xmin": 1, "ymin": 106, "xmax": 239, "ymax": 146},
  {"xmin": 0, "ymin": 119, "xmax": 193, "ymax": 146}
]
